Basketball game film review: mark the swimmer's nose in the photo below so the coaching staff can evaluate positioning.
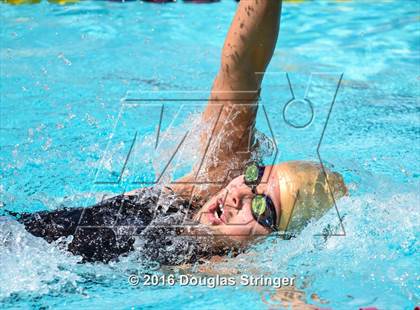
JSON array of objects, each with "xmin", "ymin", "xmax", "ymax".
[
  {"xmin": 221, "ymin": 191, "xmax": 240, "ymax": 223},
  {"xmin": 224, "ymin": 188, "xmax": 242, "ymax": 210}
]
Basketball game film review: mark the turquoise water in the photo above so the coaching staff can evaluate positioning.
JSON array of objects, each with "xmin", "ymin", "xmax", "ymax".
[{"xmin": 1, "ymin": 0, "xmax": 419, "ymax": 309}]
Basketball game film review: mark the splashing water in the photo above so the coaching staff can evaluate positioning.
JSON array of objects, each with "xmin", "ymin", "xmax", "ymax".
[{"xmin": 0, "ymin": 218, "xmax": 81, "ymax": 299}]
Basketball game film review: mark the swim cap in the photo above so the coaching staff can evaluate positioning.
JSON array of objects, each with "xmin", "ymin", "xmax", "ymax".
[{"xmin": 275, "ymin": 161, "xmax": 347, "ymax": 232}]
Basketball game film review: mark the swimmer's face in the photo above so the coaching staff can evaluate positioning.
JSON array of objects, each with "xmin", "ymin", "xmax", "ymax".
[{"xmin": 194, "ymin": 166, "xmax": 281, "ymax": 242}]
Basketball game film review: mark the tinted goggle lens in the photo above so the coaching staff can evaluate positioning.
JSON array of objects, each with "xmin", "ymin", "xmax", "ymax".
[
  {"xmin": 245, "ymin": 164, "xmax": 259, "ymax": 184},
  {"xmin": 251, "ymin": 195, "xmax": 277, "ymax": 231},
  {"xmin": 251, "ymin": 195, "xmax": 266, "ymax": 215},
  {"xmin": 244, "ymin": 163, "xmax": 264, "ymax": 186}
]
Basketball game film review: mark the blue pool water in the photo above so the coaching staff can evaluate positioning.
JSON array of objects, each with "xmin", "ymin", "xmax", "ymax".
[{"xmin": 1, "ymin": 0, "xmax": 419, "ymax": 309}]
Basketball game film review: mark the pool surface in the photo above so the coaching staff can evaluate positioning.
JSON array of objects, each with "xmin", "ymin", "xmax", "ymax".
[{"xmin": 1, "ymin": 0, "xmax": 419, "ymax": 309}]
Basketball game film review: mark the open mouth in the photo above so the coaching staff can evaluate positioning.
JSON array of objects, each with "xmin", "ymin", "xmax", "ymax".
[
  {"xmin": 216, "ymin": 200, "xmax": 223, "ymax": 218},
  {"xmin": 207, "ymin": 198, "xmax": 225, "ymax": 225}
]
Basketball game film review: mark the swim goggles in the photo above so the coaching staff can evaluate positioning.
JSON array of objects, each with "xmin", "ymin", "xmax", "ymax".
[{"xmin": 244, "ymin": 163, "xmax": 278, "ymax": 232}]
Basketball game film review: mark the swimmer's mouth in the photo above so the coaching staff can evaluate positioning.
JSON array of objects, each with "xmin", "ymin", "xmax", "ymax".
[{"xmin": 207, "ymin": 198, "xmax": 225, "ymax": 225}]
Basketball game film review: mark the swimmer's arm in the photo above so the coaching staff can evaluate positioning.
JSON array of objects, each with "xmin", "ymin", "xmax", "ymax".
[
  {"xmin": 218, "ymin": 0, "xmax": 282, "ymax": 86},
  {"xmin": 195, "ymin": 1, "xmax": 282, "ymax": 193},
  {"xmin": 170, "ymin": 1, "xmax": 282, "ymax": 200}
]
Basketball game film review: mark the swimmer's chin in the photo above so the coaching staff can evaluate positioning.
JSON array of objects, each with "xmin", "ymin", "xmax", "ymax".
[{"xmin": 183, "ymin": 221, "xmax": 247, "ymax": 251}]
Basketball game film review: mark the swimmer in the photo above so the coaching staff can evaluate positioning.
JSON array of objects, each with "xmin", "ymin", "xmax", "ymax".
[{"xmin": 9, "ymin": 0, "xmax": 347, "ymax": 264}]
